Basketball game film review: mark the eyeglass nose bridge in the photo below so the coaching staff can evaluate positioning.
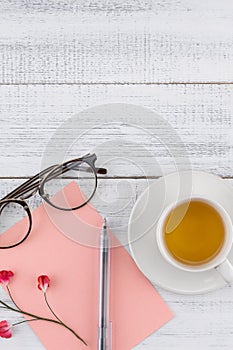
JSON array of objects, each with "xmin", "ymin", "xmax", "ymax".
[{"xmin": 19, "ymin": 188, "xmax": 38, "ymax": 200}]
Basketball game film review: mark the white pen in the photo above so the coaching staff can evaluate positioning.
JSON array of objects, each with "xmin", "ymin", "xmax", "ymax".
[{"xmin": 98, "ymin": 218, "xmax": 112, "ymax": 350}]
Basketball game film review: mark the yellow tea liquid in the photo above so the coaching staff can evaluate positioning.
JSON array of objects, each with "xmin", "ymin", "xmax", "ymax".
[{"xmin": 164, "ymin": 200, "xmax": 225, "ymax": 266}]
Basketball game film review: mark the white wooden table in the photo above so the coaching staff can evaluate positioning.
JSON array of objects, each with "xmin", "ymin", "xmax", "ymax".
[{"xmin": 1, "ymin": 1, "xmax": 233, "ymax": 349}]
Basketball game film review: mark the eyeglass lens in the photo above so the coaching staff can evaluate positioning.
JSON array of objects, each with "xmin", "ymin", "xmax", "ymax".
[
  {"xmin": 0, "ymin": 201, "xmax": 31, "ymax": 248},
  {"xmin": 41, "ymin": 160, "xmax": 97, "ymax": 210}
]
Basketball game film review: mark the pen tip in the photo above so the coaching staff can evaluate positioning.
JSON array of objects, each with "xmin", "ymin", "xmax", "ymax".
[{"xmin": 103, "ymin": 217, "xmax": 107, "ymax": 228}]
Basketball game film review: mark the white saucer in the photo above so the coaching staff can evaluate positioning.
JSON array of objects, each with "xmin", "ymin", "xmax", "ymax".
[{"xmin": 128, "ymin": 171, "xmax": 233, "ymax": 294}]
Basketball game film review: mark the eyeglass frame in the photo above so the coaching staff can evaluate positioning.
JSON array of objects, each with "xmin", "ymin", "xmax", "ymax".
[{"xmin": 0, "ymin": 153, "xmax": 107, "ymax": 249}]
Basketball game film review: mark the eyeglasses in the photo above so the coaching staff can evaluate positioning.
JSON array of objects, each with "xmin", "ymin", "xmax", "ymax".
[{"xmin": 0, "ymin": 153, "xmax": 107, "ymax": 249}]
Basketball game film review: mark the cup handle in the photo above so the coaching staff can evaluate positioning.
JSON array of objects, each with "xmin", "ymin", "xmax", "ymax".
[{"xmin": 215, "ymin": 259, "xmax": 233, "ymax": 284}]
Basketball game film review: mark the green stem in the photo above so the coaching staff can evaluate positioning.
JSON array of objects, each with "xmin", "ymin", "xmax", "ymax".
[
  {"xmin": 0, "ymin": 299, "xmax": 87, "ymax": 346},
  {"xmin": 44, "ymin": 292, "xmax": 63, "ymax": 323},
  {"xmin": 13, "ymin": 318, "xmax": 38, "ymax": 326},
  {"xmin": 6, "ymin": 286, "xmax": 22, "ymax": 311}
]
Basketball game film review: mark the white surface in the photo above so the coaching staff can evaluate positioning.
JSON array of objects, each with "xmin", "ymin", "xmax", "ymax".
[
  {"xmin": 0, "ymin": 0, "xmax": 233, "ymax": 83},
  {"xmin": 0, "ymin": 1, "xmax": 233, "ymax": 349}
]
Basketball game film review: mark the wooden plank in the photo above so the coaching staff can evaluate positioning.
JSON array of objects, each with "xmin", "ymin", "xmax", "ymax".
[
  {"xmin": 1, "ymin": 178, "xmax": 233, "ymax": 350},
  {"xmin": 0, "ymin": 84, "xmax": 233, "ymax": 177},
  {"xmin": 0, "ymin": 0, "xmax": 233, "ymax": 83},
  {"xmin": 135, "ymin": 286, "xmax": 233, "ymax": 350}
]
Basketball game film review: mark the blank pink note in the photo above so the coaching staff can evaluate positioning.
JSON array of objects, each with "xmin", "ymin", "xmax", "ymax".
[{"xmin": 0, "ymin": 182, "xmax": 173, "ymax": 349}]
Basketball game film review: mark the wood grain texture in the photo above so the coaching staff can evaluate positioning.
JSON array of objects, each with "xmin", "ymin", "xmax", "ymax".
[
  {"xmin": 0, "ymin": 0, "xmax": 233, "ymax": 83},
  {"xmin": 1, "ymin": 178, "xmax": 233, "ymax": 350},
  {"xmin": 0, "ymin": 84, "xmax": 233, "ymax": 177},
  {"xmin": 1, "ymin": 0, "xmax": 233, "ymax": 349}
]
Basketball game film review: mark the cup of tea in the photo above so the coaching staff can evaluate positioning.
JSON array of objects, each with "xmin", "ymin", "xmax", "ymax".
[{"xmin": 156, "ymin": 197, "xmax": 233, "ymax": 283}]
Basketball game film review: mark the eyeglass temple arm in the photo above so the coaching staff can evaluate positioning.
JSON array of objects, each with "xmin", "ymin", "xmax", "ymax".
[
  {"xmin": 1, "ymin": 165, "xmax": 57, "ymax": 201},
  {"xmin": 1, "ymin": 164, "xmax": 107, "ymax": 201},
  {"xmin": 96, "ymin": 167, "xmax": 107, "ymax": 174},
  {"xmin": 29, "ymin": 165, "xmax": 106, "ymax": 197},
  {"xmin": 82, "ymin": 153, "xmax": 107, "ymax": 174},
  {"xmin": 71, "ymin": 165, "xmax": 107, "ymax": 175},
  {"xmin": 17, "ymin": 166, "xmax": 107, "ymax": 198}
]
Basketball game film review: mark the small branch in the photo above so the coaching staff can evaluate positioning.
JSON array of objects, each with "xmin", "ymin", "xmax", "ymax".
[
  {"xmin": 44, "ymin": 292, "xmax": 63, "ymax": 323},
  {"xmin": 6, "ymin": 286, "xmax": 22, "ymax": 312},
  {"xmin": 0, "ymin": 299, "xmax": 87, "ymax": 346},
  {"xmin": 13, "ymin": 318, "xmax": 38, "ymax": 326}
]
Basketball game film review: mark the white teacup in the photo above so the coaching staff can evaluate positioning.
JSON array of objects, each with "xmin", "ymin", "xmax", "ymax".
[{"xmin": 156, "ymin": 196, "xmax": 233, "ymax": 283}]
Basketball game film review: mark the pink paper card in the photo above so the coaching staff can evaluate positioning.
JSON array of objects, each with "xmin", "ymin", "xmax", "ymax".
[{"xmin": 0, "ymin": 182, "xmax": 173, "ymax": 349}]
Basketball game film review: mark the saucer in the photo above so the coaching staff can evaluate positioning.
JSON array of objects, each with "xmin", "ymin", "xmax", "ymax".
[{"xmin": 128, "ymin": 171, "xmax": 233, "ymax": 294}]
